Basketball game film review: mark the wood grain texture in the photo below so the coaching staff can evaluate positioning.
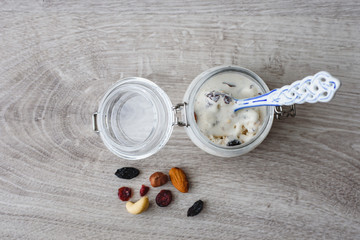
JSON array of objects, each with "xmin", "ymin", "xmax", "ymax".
[{"xmin": 0, "ymin": 1, "xmax": 360, "ymax": 239}]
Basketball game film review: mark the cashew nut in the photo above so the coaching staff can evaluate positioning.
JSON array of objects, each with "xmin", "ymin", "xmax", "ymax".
[{"xmin": 126, "ymin": 196, "xmax": 149, "ymax": 214}]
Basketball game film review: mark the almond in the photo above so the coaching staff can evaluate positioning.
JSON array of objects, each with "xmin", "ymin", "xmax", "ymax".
[
  {"xmin": 149, "ymin": 172, "xmax": 168, "ymax": 187},
  {"xmin": 169, "ymin": 167, "xmax": 189, "ymax": 193}
]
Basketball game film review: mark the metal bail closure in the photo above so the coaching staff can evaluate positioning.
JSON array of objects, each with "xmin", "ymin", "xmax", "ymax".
[
  {"xmin": 172, "ymin": 103, "xmax": 189, "ymax": 127},
  {"xmin": 274, "ymin": 105, "xmax": 296, "ymax": 120},
  {"xmin": 92, "ymin": 112, "xmax": 99, "ymax": 132}
]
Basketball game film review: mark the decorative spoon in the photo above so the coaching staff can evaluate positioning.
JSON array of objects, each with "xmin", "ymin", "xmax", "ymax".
[{"xmin": 210, "ymin": 71, "xmax": 341, "ymax": 112}]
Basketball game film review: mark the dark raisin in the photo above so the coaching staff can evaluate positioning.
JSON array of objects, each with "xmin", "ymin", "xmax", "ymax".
[
  {"xmin": 187, "ymin": 200, "xmax": 204, "ymax": 217},
  {"xmin": 227, "ymin": 139, "xmax": 241, "ymax": 146},
  {"xmin": 156, "ymin": 190, "xmax": 172, "ymax": 207},
  {"xmin": 118, "ymin": 187, "xmax": 132, "ymax": 201},
  {"xmin": 206, "ymin": 91, "xmax": 220, "ymax": 102},
  {"xmin": 115, "ymin": 167, "xmax": 140, "ymax": 179},
  {"xmin": 140, "ymin": 185, "xmax": 149, "ymax": 197},
  {"xmin": 223, "ymin": 95, "xmax": 232, "ymax": 104},
  {"xmin": 194, "ymin": 112, "xmax": 197, "ymax": 122},
  {"xmin": 222, "ymin": 82, "xmax": 236, "ymax": 87}
]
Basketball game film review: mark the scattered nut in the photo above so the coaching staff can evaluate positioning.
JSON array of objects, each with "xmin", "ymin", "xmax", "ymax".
[
  {"xmin": 149, "ymin": 172, "xmax": 168, "ymax": 187},
  {"xmin": 116, "ymin": 167, "xmax": 196, "ymax": 215},
  {"xmin": 126, "ymin": 196, "xmax": 149, "ymax": 215},
  {"xmin": 169, "ymin": 167, "xmax": 189, "ymax": 193}
]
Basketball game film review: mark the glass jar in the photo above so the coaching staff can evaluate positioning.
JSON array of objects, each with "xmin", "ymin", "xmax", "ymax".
[
  {"xmin": 93, "ymin": 65, "xmax": 275, "ymax": 160},
  {"xmin": 183, "ymin": 66, "xmax": 274, "ymax": 157},
  {"xmin": 94, "ymin": 77, "xmax": 174, "ymax": 160}
]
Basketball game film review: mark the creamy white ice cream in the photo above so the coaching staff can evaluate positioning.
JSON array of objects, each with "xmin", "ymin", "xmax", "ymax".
[{"xmin": 194, "ymin": 71, "xmax": 266, "ymax": 146}]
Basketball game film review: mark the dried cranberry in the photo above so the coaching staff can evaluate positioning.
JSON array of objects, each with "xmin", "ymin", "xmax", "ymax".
[
  {"xmin": 140, "ymin": 185, "xmax": 149, "ymax": 197},
  {"xmin": 115, "ymin": 167, "xmax": 140, "ymax": 179},
  {"xmin": 156, "ymin": 190, "xmax": 172, "ymax": 207},
  {"xmin": 187, "ymin": 200, "xmax": 204, "ymax": 217},
  {"xmin": 118, "ymin": 187, "xmax": 132, "ymax": 201}
]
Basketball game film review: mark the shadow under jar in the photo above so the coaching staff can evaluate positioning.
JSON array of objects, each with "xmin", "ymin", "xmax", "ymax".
[{"xmin": 93, "ymin": 66, "xmax": 274, "ymax": 160}]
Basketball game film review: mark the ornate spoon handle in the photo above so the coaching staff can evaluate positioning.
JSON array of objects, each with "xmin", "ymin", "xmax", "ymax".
[{"xmin": 234, "ymin": 71, "xmax": 341, "ymax": 112}]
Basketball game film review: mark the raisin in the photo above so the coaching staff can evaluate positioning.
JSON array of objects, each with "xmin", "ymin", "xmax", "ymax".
[
  {"xmin": 227, "ymin": 139, "xmax": 241, "ymax": 146},
  {"xmin": 118, "ymin": 187, "xmax": 132, "ymax": 201},
  {"xmin": 187, "ymin": 200, "xmax": 204, "ymax": 217},
  {"xmin": 115, "ymin": 167, "xmax": 140, "ymax": 179},
  {"xmin": 222, "ymin": 82, "xmax": 236, "ymax": 87},
  {"xmin": 194, "ymin": 112, "xmax": 197, "ymax": 122},
  {"xmin": 206, "ymin": 91, "xmax": 220, "ymax": 102},
  {"xmin": 140, "ymin": 185, "xmax": 149, "ymax": 197},
  {"xmin": 156, "ymin": 190, "xmax": 172, "ymax": 207},
  {"xmin": 223, "ymin": 95, "xmax": 232, "ymax": 104}
]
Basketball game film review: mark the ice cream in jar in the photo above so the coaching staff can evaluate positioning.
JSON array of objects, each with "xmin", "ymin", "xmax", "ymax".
[{"xmin": 194, "ymin": 71, "xmax": 266, "ymax": 146}]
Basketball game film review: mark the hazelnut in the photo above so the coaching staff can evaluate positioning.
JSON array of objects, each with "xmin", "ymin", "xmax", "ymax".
[{"xmin": 149, "ymin": 172, "xmax": 168, "ymax": 187}]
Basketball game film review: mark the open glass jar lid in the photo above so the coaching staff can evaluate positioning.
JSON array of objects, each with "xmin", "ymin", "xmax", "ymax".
[
  {"xmin": 94, "ymin": 66, "xmax": 276, "ymax": 160},
  {"xmin": 94, "ymin": 77, "xmax": 174, "ymax": 160}
]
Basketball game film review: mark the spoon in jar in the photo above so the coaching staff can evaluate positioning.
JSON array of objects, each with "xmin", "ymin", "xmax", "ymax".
[{"xmin": 208, "ymin": 71, "xmax": 341, "ymax": 112}]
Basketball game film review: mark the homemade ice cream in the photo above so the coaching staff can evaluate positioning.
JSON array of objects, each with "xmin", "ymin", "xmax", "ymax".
[{"xmin": 194, "ymin": 71, "xmax": 266, "ymax": 146}]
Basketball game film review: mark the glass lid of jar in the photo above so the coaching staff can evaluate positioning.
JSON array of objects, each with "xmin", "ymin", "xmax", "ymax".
[{"xmin": 95, "ymin": 77, "xmax": 174, "ymax": 160}]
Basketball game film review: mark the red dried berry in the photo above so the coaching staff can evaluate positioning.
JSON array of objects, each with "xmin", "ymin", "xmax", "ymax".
[
  {"xmin": 118, "ymin": 187, "xmax": 132, "ymax": 201},
  {"xmin": 156, "ymin": 190, "xmax": 172, "ymax": 207},
  {"xmin": 140, "ymin": 185, "xmax": 149, "ymax": 197}
]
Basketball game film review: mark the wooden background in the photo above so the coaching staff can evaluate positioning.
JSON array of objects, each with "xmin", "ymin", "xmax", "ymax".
[{"xmin": 1, "ymin": 1, "xmax": 359, "ymax": 239}]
